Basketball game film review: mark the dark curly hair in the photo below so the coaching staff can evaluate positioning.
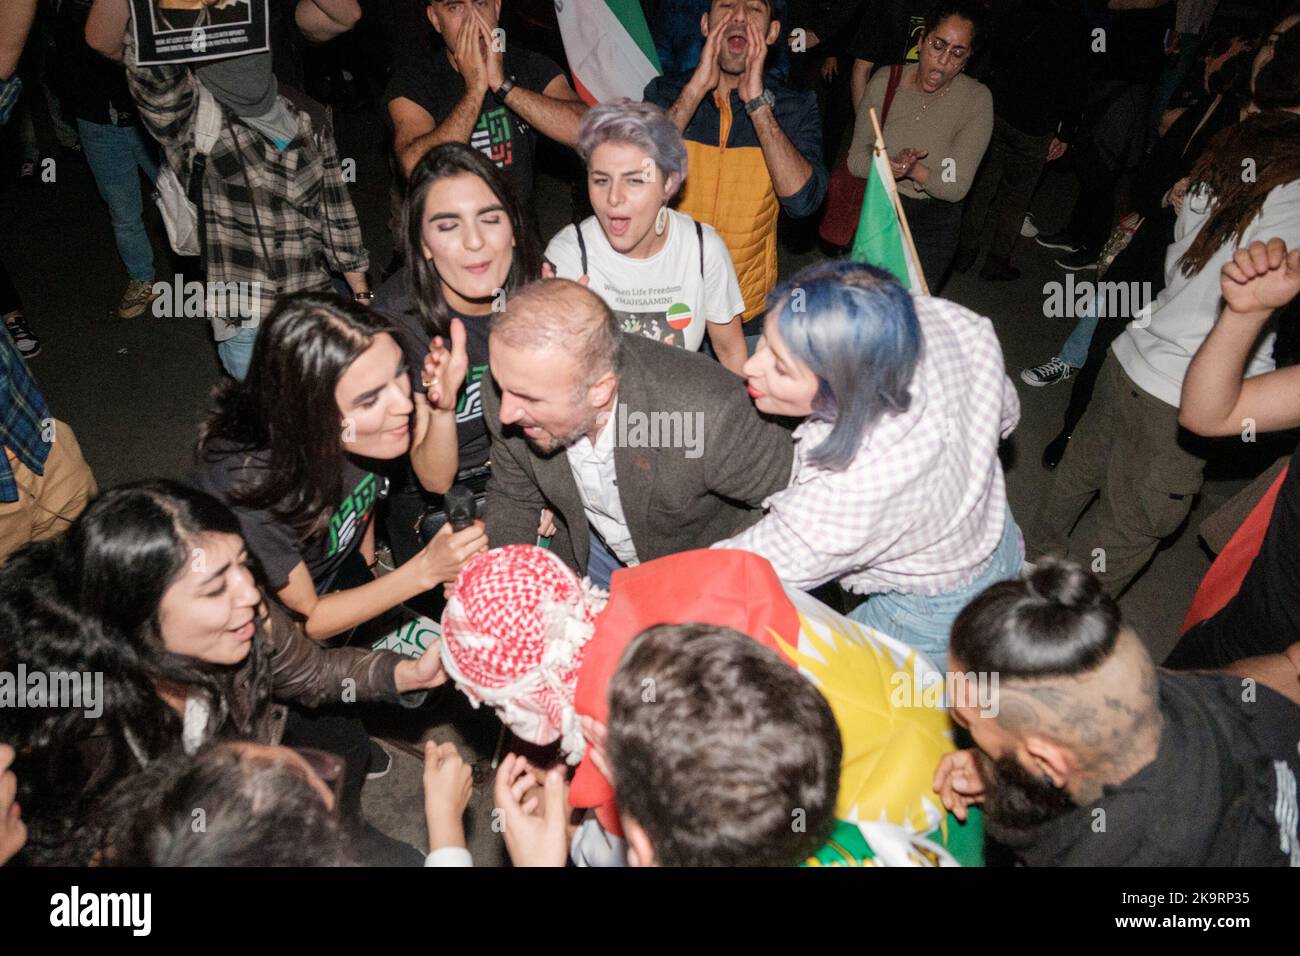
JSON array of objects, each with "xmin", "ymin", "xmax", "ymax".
[
  {"xmin": 93, "ymin": 742, "xmax": 355, "ymax": 867},
  {"xmin": 0, "ymin": 481, "xmax": 276, "ymax": 864}
]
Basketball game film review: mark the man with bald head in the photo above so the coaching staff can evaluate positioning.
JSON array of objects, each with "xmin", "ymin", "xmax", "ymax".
[
  {"xmin": 935, "ymin": 558, "xmax": 1300, "ymax": 866},
  {"xmin": 482, "ymin": 279, "xmax": 794, "ymax": 586}
]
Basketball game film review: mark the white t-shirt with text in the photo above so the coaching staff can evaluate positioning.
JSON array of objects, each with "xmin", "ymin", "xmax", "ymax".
[{"xmin": 545, "ymin": 210, "xmax": 745, "ymax": 352}]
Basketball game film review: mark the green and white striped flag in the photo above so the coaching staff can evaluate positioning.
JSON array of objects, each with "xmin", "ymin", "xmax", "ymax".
[
  {"xmin": 555, "ymin": 0, "xmax": 662, "ymax": 105},
  {"xmin": 849, "ymin": 111, "xmax": 927, "ymax": 293}
]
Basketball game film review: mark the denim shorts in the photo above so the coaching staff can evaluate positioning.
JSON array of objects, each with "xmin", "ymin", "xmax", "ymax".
[{"xmin": 848, "ymin": 504, "xmax": 1023, "ymax": 674}]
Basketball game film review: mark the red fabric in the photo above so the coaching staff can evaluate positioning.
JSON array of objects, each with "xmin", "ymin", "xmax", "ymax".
[
  {"xmin": 1181, "ymin": 466, "xmax": 1289, "ymax": 633},
  {"xmin": 569, "ymin": 549, "xmax": 801, "ymax": 835},
  {"xmin": 817, "ymin": 65, "xmax": 903, "ymax": 247}
]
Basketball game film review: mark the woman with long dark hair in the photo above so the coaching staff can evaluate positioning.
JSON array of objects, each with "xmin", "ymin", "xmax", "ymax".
[
  {"xmin": 0, "ymin": 481, "xmax": 447, "ymax": 865},
  {"xmin": 194, "ymin": 291, "xmax": 486, "ymax": 642},
  {"xmin": 1024, "ymin": 22, "xmax": 1300, "ymax": 599},
  {"xmin": 372, "ymin": 141, "xmax": 542, "ymax": 579}
]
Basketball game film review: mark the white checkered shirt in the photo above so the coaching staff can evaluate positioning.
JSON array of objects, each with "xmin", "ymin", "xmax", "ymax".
[{"xmin": 715, "ymin": 295, "xmax": 1020, "ymax": 596}]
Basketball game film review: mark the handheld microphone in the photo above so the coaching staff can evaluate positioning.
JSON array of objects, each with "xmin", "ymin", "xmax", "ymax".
[{"xmin": 444, "ymin": 483, "xmax": 477, "ymax": 532}]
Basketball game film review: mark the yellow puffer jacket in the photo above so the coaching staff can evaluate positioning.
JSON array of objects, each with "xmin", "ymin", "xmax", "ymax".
[{"xmin": 644, "ymin": 72, "xmax": 828, "ymax": 322}]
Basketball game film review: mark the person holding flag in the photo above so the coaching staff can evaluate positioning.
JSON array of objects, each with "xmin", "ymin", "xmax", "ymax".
[
  {"xmin": 846, "ymin": 2, "xmax": 991, "ymax": 292},
  {"xmin": 713, "ymin": 260, "xmax": 1022, "ymax": 672}
]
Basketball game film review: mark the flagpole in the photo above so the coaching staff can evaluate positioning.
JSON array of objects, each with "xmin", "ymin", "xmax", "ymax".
[{"xmin": 868, "ymin": 107, "xmax": 930, "ymax": 296}]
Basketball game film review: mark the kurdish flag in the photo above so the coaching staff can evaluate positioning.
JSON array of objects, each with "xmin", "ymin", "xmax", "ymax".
[
  {"xmin": 555, "ymin": 0, "xmax": 662, "ymax": 105},
  {"xmin": 849, "ymin": 110, "xmax": 928, "ymax": 294}
]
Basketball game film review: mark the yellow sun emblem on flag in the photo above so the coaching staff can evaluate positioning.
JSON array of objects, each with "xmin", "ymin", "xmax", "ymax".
[{"xmin": 775, "ymin": 611, "xmax": 955, "ymax": 837}]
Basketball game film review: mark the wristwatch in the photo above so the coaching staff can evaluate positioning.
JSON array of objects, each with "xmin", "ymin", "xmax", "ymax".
[
  {"xmin": 354, "ymin": 291, "xmax": 374, "ymax": 304},
  {"xmin": 493, "ymin": 75, "xmax": 517, "ymax": 101},
  {"xmin": 743, "ymin": 88, "xmax": 776, "ymax": 115}
]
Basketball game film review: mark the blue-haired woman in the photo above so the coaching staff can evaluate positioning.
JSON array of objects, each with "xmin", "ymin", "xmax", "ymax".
[{"xmin": 714, "ymin": 261, "xmax": 1022, "ymax": 670}]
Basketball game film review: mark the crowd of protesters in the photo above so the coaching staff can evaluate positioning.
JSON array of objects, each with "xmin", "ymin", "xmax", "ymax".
[{"xmin": 1, "ymin": 0, "xmax": 1299, "ymax": 869}]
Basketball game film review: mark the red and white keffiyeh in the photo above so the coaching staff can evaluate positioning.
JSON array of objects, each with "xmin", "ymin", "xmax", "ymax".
[{"xmin": 440, "ymin": 546, "xmax": 608, "ymax": 762}]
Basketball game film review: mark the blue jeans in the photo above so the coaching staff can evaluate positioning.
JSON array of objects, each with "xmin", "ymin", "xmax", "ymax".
[
  {"xmin": 585, "ymin": 528, "xmax": 627, "ymax": 590},
  {"xmin": 848, "ymin": 505, "xmax": 1023, "ymax": 674},
  {"xmin": 76, "ymin": 120, "xmax": 158, "ymax": 282},
  {"xmin": 217, "ymin": 325, "xmax": 258, "ymax": 379},
  {"xmin": 1059, "ymin": 313, "xmax": 1098, "ymax": 370}
]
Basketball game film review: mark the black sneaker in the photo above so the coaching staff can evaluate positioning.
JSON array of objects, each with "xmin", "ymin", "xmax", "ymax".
[
  {"xmin": 366, "ymin": 738, "xmax": 392, "ymax": 779},
  {"xmin": 4, "ymin": 311, "xmax": 41, "ymax": 358},
  {"xmin": 1020, "ymin": 357, "xmax": 1074, "ymax": 387},
  {"xmin": 1055, "ymin": 248, "xmax": 1099, "ymax": 271},
  {"xmin": 1035, "ymin": 230, "xmax": 1083, "ymax": 253}
]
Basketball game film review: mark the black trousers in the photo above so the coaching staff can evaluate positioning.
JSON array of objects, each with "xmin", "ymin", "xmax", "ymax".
[
  {"xmin": 282, "ymin": 546, "xmax": 426, "ymax": 865},
  {"xmin": 0, "ymin": 256, "xmax": 22, "ymax": 315},
  {"xmin": 899, "ymin": 194, "xmax": 964, "ymax": 292},
  {"xmin": 957, "ymin": 116, "xmax": 1054, "ymax": 267}
]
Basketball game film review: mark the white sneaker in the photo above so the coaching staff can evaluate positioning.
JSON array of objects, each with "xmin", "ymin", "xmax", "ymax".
[
  {"xmin": 1020, "ymin": 214, "xmax": 1039, "ymax": 238},
  {"xmin": 1020, "ymin": 357, "xmax": 1074, "ymax": 387}
]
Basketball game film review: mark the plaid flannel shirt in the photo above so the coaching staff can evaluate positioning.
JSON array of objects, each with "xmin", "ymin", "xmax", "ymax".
[
  {"xmin": 716, "ymin": 296, "xmax": 1021, "ymax": 596},
  {"xmin": 1, "ymin": 330, "xmax": 51, "ymax": 503},
  {"xmin": 124, "ymin": 45, "xmax": 368, "ymax": 341}
]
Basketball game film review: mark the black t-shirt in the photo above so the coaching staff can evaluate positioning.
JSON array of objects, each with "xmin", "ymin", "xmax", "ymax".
[
  {"xmin": 383, "ymin": 38, "xmax": 564, "ymax": 205},
  {"xmin": 985, "ymin": 0, "xmax": 1090, "ymax": 138},
  {"xmin": 373, "ymin": 267, "xmax": 492, "ymax": 475},
  {"xmin": 848, "ymin": 0, "xmax": 931, "ymax": 66},
  {"xmin": 988, "ymin": 671, "xmax": 1300, "ymax": 866},
  {"xmin": 1088, "ymin": 6, "xmax": 1175, "ymax": 86},
  {"xmin": 51, "ymin": 0, "xmax": 137, "ymax": 126},
  {"xmin": 192, "ymin": 443, "xmax": 385, "ymax": 592}
]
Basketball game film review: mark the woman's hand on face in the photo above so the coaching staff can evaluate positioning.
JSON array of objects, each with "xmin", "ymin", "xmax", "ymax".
[
  {"xmin": 423, "ymin": 318, "xmax": 469, "ymax": 413},
  {"xmin": 413, "ymin": 519, "xmax": 488, "ymax": 589},
  {"xmin": 423, "ymin": 740, "xmax": 473, "ymax": 851},
  {"xmin": 890, "ymin": 147, "xmax": 928, "ymax": 180}
]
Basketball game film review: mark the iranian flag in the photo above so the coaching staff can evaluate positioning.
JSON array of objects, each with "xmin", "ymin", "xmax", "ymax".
[
  {"xmin": 555, "ymin": 0, "xmax": 662, "ymax": 105},
  {"xmin": 849, "ymin": 109, "xmax": 928, "ymax": 294}
]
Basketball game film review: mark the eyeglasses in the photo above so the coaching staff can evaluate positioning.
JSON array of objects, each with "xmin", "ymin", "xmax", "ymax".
[{"xmin": 926, "ymin": 35, "xmax": 970, "ymax": 62}]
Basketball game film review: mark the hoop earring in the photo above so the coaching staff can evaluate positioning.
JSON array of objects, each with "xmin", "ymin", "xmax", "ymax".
[{"xmin": 654, "ymin": 206, "xmax": 668, "ymax": 236}]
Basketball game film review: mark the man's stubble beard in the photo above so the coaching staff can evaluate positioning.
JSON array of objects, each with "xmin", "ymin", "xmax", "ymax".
[
  {"xmin": 977, "ymin": 749, "xmax": 1079, "ymax": 834},
  {"xmin": 522, "ymin": 409, "xmax": 604, "ymax": 457}
]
